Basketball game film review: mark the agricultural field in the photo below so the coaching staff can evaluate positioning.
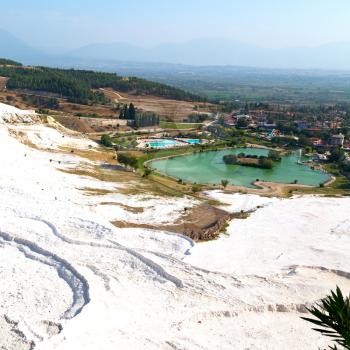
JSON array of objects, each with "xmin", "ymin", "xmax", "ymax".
[
  {"xmin": 101, "ymin": 88, "xmax": 216, "ymax": 121},
  {"xmin": 159, "ymin": 121, "xmax": 202, "ymax": 129}
]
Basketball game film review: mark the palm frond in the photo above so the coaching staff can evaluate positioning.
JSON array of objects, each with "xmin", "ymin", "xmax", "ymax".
[{"xmin": 301, "ymin": 286, "xmax": 350, "ymax": 349}]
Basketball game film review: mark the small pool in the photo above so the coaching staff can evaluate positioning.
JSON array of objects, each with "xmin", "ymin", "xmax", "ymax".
[
  {"xmin": 184, "ymin": 139, "xmax": 201, "ymax": 145},
  {"xmin": 147, "ymin": 139, "xmax": 182, "ymax": 148}
]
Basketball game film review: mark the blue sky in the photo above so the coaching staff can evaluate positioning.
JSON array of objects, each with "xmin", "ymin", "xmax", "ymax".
[{"xmin": 2, "ymin": 0, "xmax": 350, "ymax": 49}]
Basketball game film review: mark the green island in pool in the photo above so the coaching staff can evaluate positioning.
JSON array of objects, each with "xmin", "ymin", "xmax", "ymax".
[{"xmin": 149, "ymin": 148, "xmax": 331, "ymax": 188}]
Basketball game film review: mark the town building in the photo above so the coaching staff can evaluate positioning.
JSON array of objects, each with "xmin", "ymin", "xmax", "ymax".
[{"xmin": 328, "ymin": 133, "xmax": 345, "ymax": 147}]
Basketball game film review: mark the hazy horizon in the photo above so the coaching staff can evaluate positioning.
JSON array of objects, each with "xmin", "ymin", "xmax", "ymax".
[
  {"xmin": 5, "ymin": 30, "xmax": 350, "ymax": 53},
  {"xmin": 2, "ymin": 0, "xmax": 350, "ymax": 50},
  {"xmin": 2, "ymin": 1, "xmax": 350, "ymax": 70}
]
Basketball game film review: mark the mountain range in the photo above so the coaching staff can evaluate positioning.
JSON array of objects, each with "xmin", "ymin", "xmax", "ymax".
[{"xmin": 1, "ymin": 29, "xmax": 350, "ymax": 70}]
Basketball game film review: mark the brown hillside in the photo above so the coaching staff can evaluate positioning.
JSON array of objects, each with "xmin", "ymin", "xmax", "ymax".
[{"xmin": 101, "ymin": 88, "xmax": 216, "ymax": 121}]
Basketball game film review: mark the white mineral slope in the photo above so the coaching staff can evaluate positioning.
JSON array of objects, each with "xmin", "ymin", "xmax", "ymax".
[
  {"xmin": 0, "ymin": 102, "xmax": 36, "ymax": 123},
  {"xmin": 186, "ymin": 192, "xmax": 350, "ymax": 276},
  {"xmin": 12, "ymin": 124, "xmax": 97, "ymax": 150},
  {"xmin": 0, "ymin": 104, "xmax": 350, "ymax": 349}
]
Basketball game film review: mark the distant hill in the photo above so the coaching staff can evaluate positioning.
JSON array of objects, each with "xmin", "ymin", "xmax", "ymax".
[
  {"xmin": 68, "ymin": 39, "xmax": 262, "ymax": 66},
  {"xmin": 0, "ymin": 30, "xmax": 43, "ymax": 62},
  {"xmin": 0, "ymin": 58, "xmax": 22, "ymax": 66},
  {"xmin": 2, "ymin": 29, "xmax": 350, "ymax": 70},
  {"xmin": 68, "ymin": 38, "xmax": 350, "ymax": 70}
]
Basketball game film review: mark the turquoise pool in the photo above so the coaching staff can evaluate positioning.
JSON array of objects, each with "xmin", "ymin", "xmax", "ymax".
[
  {"xmin": 148, "ymin": 139, "xmax": 182, "ymax": 148},
  {"xmin": 184, "ymin": 139, "xmax": 201, "ymax": 144}
]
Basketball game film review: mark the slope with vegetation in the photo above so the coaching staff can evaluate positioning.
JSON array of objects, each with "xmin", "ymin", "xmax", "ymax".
[
  {"xmin": 0, "ymin": 60, "xmax": 204, "ymax": 106},
  {"xmin": 0, "ymin": 58, "xmax": 22, "ymax": 66}
]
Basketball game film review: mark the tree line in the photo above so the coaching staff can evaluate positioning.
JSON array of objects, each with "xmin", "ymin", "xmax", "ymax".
[{"xmin": 119, "ymin": 103, "xmax": 159, "ymax": 128}]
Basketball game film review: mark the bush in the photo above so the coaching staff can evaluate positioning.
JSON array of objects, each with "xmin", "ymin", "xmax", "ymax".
[
  {"xmin": 118, "ymin": 153, "xmax": 138, "ymax": 168},
  {"xmin": 143, "ymin": 168, "xmax": 152, "ymax": 177},
  {"xmin": 101, "ymin": 134, "xmax": 113, "ymax": 147},
  {"xmin": 221, "ymin": 179, "xmax": 229, "ymax": 188},
  {"xmin": 191, "ymin": 185, "xmax": 201, "ymax": 193},
  {"xmin": 36, "ymin": 108, "xmax": 50, "ymax": 115}
]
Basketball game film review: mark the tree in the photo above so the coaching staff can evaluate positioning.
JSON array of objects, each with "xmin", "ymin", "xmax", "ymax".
[
  {"xmin": 221, "ymin": 179, "xmax": 229, "ymax": 188},
  {"xmin": 128, "ymin": 103, "xmax": 136, "ymax": 120},
  {"xmin": 305, "ymin": 146, "xmax": 313, "ymax": 154},
  {"xmin": 329, "ymin": 148, "xmax": 345, "ymax": 163},
  {"xmin": 120, "ymin": 104, "xmax": 128, "ymax": 119},
  {"xmin": 302, "ymin": 287, "xmax": 350, "ymax": 349},
  {"xmin": 236, "ymin": 117, "xmax": 249, "ymax": 129},
  {"xmin": 244, "ymin": 102, "xmax": 249, "ymax": 114},
  {"xmin": 299, "ymin": 136, "xmax": 312, "ymax": 147}
]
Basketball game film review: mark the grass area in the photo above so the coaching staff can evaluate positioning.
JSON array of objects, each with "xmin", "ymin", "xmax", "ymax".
[
  {"xmin": 60, "ymin": 147, "xmax": 117, "ymax": 164},
  {"xmin": 133, "ymin": 142, "xmax": 227, "ymax": 170},
  {"xmin": 60, "ymin": 143, "xmax": 203, "ymax": 198},
  {"xmin": 111, "ymin": 135, "xmax": 138, "ymax": 149},
  {"xmin": 296, "ymin": 179, "xmax": 350, "ymax": 196},
  {"xmin": 295, "ymin": 163, "xmax": 350, "ymax": 196},
  {"xmin": 160, "ymin": 121, "xmax": 202, "ymax": 129},
  {"xmin": 243, "ymin": 135, "xmax": 275, "ymax": 148}
]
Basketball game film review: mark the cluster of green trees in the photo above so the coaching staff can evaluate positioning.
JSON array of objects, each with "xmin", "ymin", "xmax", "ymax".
[
  {"xmin": 133, "ymin": 112, "xmax": 160, "ymax": 128},
  {"xmin": 236, "ymin": 117, "xmax": 250, "ymax": 129},
  {"xmin": 208, "ymin": 125, "xmax": 244, "ymax": 140},
  {"xmin": 119, "ymin": 103, "xmax": 136, "ymax": 119},
  {"xmin": 186, "ymin": 113, "xmax": 210, "ymax": 123},
  {"xmin": 257, "ymin": 157, "xmax": 274, "ymax": 169},
  {"xmin": 223, "ymin": 152, "xmax": 276, "ymax": 169},
  {"xmin": 0, "ymin": 66, "xmax": 203, "ymax": 106},
  {"xmin": 57, "ymin": 69, "xmax": 204, "ymax": 101},
  {"xmin": 328, "ymin": 147, "xmax": 350, "ymax": 172},
  {"xmin": 0, "ymin": 66, "xmax": 108, "ymax": 105},
  {"xmin": 119, "ymin": 103, "xmax": 159, "ymax": 128},
  {"xmin": 0, "ymin": 58, "xmax": 22, "ymax": 66}
]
